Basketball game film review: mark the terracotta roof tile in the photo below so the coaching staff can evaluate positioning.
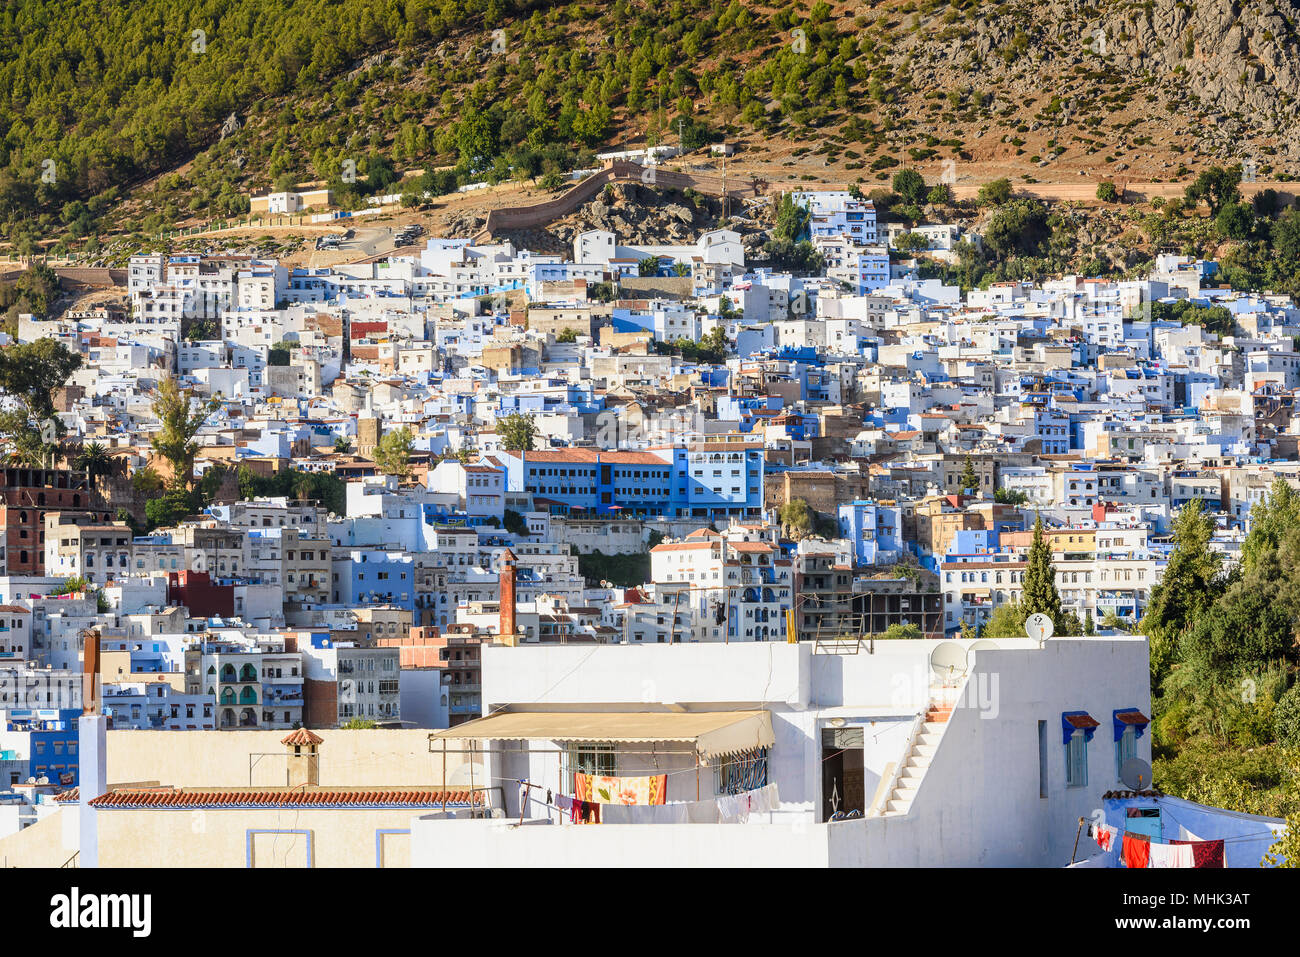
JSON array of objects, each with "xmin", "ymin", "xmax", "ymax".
[
  {"xmin": 280, "ymin": 728, "xmax": 324, "ymax": 746},
  {"xmin": 87, "ymin": 786, "xmax": 485, "ymax": 809},
  {"xmin": 1115, "ymin": 709, "xmax": 1150, "ymax": 725}
]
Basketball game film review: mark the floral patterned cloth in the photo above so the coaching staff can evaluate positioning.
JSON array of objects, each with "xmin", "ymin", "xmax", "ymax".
[{"xmin": 574, "ymin": 772, "xmax": 667, "ymax": 805}]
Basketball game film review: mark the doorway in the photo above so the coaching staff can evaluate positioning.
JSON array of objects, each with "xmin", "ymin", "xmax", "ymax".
[{"xmin": 821, "ymin": 726, "xmax": 865, "ymax": 820}]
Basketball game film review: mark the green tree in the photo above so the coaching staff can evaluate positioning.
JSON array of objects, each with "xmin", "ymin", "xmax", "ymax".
[
  {"xmin": 982, "ymin": 601, "xmax": 1027, "ymax": 638},
  {"xmin": 891, "ymin": 168, "xmax": 927, "ymax": 206},
  {"xmin": 976, "ymin": 178, "xmax": 1012, "ymax": 207},
  {"xmin": 880, "ymin": 623, "xmax": 923, "ymax": 640},
  {"xmin": 334, "ymin": 436, "xmax": 352, "ymax": 454},
  {"xmin": 1096, "ymin": 180, "xmax": 1119, "ymax": 203},
  {"xmin": 150, "ymin": 375, "xmax": 218, "ymax": 488},
  {"xmin": 0, "ymin": 338, "xmax": 81, "ymax": 461},
  {"xmin": 984, "ymin": 199, "xmax": 1050, "ymax": 258},
  {"xmin": 1214, "ymin": 201, "xmax": 1255, "ymax": 240},
  {"xmin": 373, "ymin": 426, "xmax": 414, "ymax": 480},
  {"xmin": 1021, "ymin": 515, "xmax": 1063, "ymax": 627},
  {"xmin": 1184, "ymin": 164, "xmax": 1242, "ymax": 216},
  {"xmin": 637, "ymin": 256, "xmax": 661, "ymax": 277},
  {"xmin": 1139, "ymin": 498, "xmax": 1222, "ymax": 685},
  {"xmin": 1242, "ymin": 479, "xmax": 1300, "ymax": 574},
  {"xmin": 556, "ymin": 327, "xmax": 578, "ymax": 343},
  {"xmin": 994, "ymin": 487, "xmax": 1029, "ymax": 505},
  {"xmin": 927, "ymin": 183, "xmax": 953, "ymax": 206},
  {"xmin": 779, "ymin": 499, "xmax": 817, "ymax": 539},
  {"xmin": 773, "ymin": 193, "xmax": 811, "ymax": 242},
  {"xmin": 498, "ymin": 412, "xmax": 538, "ymax": 452},
  {"xmin": 504, "ymin": 508, "xmax": 529, "ymax": 536},
  {"xmin": 145, "ymin": 485, "xmax": 201, "ymax": 531},
  {"xmin": 75, "ymin": 441, "xmax": 113, "ymax": 495},
  {"xmin": 958, "ymin": 455, "xmax": 979, "ymax": 493}
]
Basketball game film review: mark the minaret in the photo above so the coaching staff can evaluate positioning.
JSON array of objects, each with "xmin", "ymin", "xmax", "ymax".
[
  {"xmin": 78, "ymin": 628, "xmax": 107, "ymax": 867},
  {"xmin": 498, "ymin": 548, "xmax": 518, "ymax": 646}
]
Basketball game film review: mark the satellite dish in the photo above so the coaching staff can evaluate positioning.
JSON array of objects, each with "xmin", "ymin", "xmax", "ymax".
[
  {"xmin": 1025, "ymin": 612, "xmax": 1054, "ymax": 644},
  {"xmin": 929, "ymin": 641, "xmax": 968, "ymax": 681},
  {"xmin": 967, "ymin": 638, "xmax": 999, "ymax": 666},
  {"xmin": 1120, "ymin": 757, "xmax": 1153, "ymax": 791}
]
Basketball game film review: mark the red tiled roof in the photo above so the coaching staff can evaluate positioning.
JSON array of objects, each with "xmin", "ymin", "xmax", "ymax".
[
  {"xmin": 1064, "ymin": 713, "xmax": 1100, "ymax": 731},
  {"xmin": 1115, "ymin": 709, "xmax": 1150, "ymax": 725},
  {"xmin": 87, "ymin": 787, "xmax": 485, "ymax": 809},
  {"xmin": 281, "ymin": 728, "xmax": 324, "ymax": 746}
]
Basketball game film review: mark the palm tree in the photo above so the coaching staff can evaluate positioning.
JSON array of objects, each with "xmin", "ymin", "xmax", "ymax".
[{"xmin": 76, "ymin": 441, "xmax": 113, "ymax": 494}]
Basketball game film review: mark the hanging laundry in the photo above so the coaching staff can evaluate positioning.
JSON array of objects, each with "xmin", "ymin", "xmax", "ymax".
[
  {"xmin": 1122, "ymin": 833, "xmax": 1150, "ymax": 868},
  {"xmin": 1092, "ymin": 823, "xmax": 1118, "ymax": 852},
  {"xmin": 554, "ymin": 793, "xmax": 574, "ymax": 813},
  {"xmin": 573, "ymin": 772, "xmax": 592, "ymax": 802},
  {"xmin": 584, "ymin": 774, "xmax": 668, "ymax": 805},
  {"xmin": 1171, "ymin": 838, "xmax": 1225, "ymax": 868},
  {"xmin": 1148, "ymin": 842, "xmax": 1195, "ymax": 868},
  {"xmin": 569, "ymin": 797, "xmax": 582, "ymax": 825}
]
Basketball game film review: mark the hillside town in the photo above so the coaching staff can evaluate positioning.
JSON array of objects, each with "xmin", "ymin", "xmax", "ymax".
[{"xmin": 0, "ymin": 187, "xmax": 1292, "ymax": 870}]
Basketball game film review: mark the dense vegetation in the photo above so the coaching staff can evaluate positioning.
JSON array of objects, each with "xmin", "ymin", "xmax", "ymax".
[{"xmin": 1144, "ymin": 486, "xmax": 1300, "ymax": 831}]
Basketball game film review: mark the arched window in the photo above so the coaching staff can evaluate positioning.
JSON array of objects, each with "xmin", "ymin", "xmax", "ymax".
[
  {"xmin": 239, "ymin": 663, "xmax": 258, "ymax": 682},
  {"xmin": 219, "ymin": 688, "xmax": 236, "ymax": 704},
  {"xmin": 219, "ymin": 664, "xmax": 237, "ymax": 682},
  {"xmin": 239, "ymin": 686, "xmax": 258, "ymax": 704}
]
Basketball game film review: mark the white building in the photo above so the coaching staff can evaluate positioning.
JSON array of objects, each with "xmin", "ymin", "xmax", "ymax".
[{"xmin": 414, "ymin": 636, "xmax": 1151, "ymax": 867}]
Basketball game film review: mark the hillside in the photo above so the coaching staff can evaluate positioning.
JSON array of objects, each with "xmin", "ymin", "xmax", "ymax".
[{"xmin": 5, "ymin": 0, "xmax": 1300, "ymax": 253}]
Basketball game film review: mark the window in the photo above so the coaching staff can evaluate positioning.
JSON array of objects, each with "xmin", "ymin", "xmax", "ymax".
[
  {"xmin": 1065, "ymin": 732, "xmax": 1088, "ymax": 788},
  {"xmin": 564, "ymin": 743, "xmax": 616, "ymax": 779},
  {"xmin": 1038, "ymin": 720, "xmax": 1048, "ymax": 798},
  {"xmin": 1116, "ymin": 725, "xmax": 1137, "ymax": 779}
]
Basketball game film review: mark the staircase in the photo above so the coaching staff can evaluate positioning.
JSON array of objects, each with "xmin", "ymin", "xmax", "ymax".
[{"xmin": 881, "ymin": 700, "xmax": 954, "ymax": 816}]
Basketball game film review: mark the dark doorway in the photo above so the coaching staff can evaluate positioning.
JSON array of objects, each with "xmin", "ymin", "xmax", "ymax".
[{"xmin": 821, "ymin": 726, "xmax": 865, "ymax": 820}]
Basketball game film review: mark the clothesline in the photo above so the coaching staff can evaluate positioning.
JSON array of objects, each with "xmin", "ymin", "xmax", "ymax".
[
  {"xmin": 1090, "ymin": 821, "xmax": 1226, "ymax": 868},
  {"xmin": 510, "ymin": 775, "xmax": 781, "ymax": 824}
]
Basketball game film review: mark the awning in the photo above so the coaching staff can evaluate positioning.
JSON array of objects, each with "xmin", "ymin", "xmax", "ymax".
[
  {"xmin": 1062, "ymin": 711, "xmax": 1100, "ymax": 746},
  {"xmin": 1113, "ymin": 708, "xmax": 1150, "ymax": 741},
  {"xmin": 429, "ymin": 710, "xmax": 774, "ymax": 761}
]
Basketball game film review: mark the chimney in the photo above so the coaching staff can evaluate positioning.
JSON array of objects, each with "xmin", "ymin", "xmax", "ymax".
[
  {"xmin": 498, "ymin": 548, "xmax": 518, "ymax": 645},
  {"xmin": 282, "ymin": 728, "xmax": 323, "ymax": 787}
]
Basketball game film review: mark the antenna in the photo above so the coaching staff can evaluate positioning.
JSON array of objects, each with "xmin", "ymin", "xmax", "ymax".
[{"xmin": 1120, "ymin": 757, "xmax": 1153, "ymax": 791}]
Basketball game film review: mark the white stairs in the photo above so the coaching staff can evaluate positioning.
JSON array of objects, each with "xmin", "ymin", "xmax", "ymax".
[{"xmin": 881, "ymin": 697, "xmax": 954, "ymax": 816}]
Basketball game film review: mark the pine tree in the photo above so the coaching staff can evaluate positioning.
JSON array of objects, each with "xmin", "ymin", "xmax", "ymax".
[
  {"xmin": 1021, "ymin": 515, "xmax": 1062, "ymax": 626},
  {"xmin": 959, "ymin": 455, "xmax": 979, "ymax": 493}
]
